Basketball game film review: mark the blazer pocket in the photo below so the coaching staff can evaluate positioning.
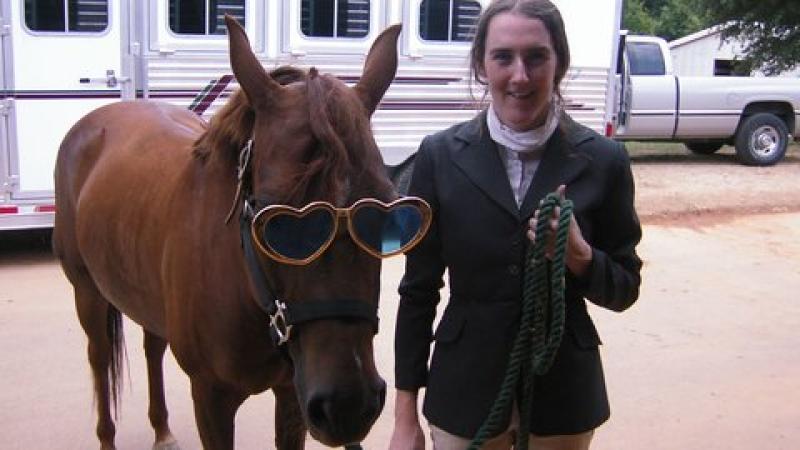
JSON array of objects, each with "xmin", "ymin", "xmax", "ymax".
[{"xmin": 433, "ymin": 309, "xmax": 465, "ymax": 343}]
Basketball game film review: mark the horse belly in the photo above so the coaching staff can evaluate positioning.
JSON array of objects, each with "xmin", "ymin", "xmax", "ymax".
[{"xmin": 66, "ymin": 102, "xmax": 204, "ymax": 336}]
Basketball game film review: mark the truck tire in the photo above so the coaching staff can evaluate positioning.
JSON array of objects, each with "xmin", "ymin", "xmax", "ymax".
[
  {"xmin": 734, "ymin": 113, "xmax": 789, "ymax": 166},
  {"xmin": 685, "ymin": 141, "xmax": 724, "ymax": 155}
]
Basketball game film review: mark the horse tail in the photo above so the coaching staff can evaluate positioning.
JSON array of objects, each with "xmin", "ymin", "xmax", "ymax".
[{"xmin": 107, "ymin": 304, "xmax": 126, "ymax": 419}]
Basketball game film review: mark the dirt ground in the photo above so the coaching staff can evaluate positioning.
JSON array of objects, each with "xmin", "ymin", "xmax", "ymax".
[
  {"xmin": 1, "ymin": 147, "xmax": 799, "ymax": 449},
  {"xmin": 630, "ymin": 145, "xmax": 800, "ymax": 224}
]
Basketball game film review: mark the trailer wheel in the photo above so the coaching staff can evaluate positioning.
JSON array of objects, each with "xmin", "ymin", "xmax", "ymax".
[
  {"xmin": 734, "ymin": 113, "xmax": 789, "ymax": 166},
  {"xmin": 685, "ymin": 141, "xmax": 724, "ymax": 155}
]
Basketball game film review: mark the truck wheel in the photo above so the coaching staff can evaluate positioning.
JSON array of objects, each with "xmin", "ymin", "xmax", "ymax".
[
  {"xmin": 734, "ymin": 113, "xmax": 789, "ymax": 166},
  {"xmin": 685, "ymin": 142, "xmax": 724, "ymax": 155}
]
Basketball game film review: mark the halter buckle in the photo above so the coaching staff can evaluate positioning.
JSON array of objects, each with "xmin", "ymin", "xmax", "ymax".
[{"xmin": 269, "ymin": 300, "xmax": 293, "ymax": 346}]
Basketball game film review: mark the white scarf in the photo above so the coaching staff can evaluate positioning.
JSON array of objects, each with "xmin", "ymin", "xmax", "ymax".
[{"xmin": 486, "ymin": 100, "xmax": 560, "ymax": 153}]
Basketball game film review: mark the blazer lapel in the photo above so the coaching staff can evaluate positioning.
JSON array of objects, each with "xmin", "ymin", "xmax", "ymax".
[
  {"xmin": 451, "ymin": 112, "xmax": 519, "ymax": 220},
  {"xmin": 519, "ymin": 121, "xmax": 591, "ymax": 219}
]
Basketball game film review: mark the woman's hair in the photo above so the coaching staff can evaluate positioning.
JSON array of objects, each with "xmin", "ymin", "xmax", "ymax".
[{"xmin": 468, "ymin": 0, "xmax": 571, "ymax": 101}]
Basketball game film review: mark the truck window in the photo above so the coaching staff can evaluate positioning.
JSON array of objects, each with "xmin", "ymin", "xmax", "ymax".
[
  {"xmin": 626, "ymin": 42, "xmax": 665, "ymax": 76},
  {"xmin": 24, "ymin": 0, "xmax": 108, "ymax": 33},
  {"xmin": 419, "ymin": 0, "xmax": 481, "ymax": 42},
  {"xmin": 169, "ymin": 0, "xmax": 246, "ymax": 35},
  {"xmin": 301, "ymin": 0, "xmax": 370, "ymax": 38}
]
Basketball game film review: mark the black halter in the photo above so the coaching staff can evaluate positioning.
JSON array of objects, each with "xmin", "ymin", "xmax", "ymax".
[{"xmin": 233, "ymin": 140, "xmax": 379, "ymax": 347}]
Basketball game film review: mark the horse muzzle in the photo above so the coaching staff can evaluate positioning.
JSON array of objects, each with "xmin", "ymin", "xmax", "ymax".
[{"xmin": 305, "ymin": 375, "xmax": 386, "ymax": 446}]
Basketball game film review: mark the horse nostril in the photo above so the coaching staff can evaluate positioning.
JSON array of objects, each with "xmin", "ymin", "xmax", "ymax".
[{"xmin": 307, "ymin": 394, "xmax": 333, "ymax": 432}]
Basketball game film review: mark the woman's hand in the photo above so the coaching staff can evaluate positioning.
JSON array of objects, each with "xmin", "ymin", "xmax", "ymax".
[
  {"xmin": 388, "ymin": 390, "xmax": 426, "ymax": 450},
  {"xmin": 527, "ymin": 185, "xmax": 592, "ymax": 276}
]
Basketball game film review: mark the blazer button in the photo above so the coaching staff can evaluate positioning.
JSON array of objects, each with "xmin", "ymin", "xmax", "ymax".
[{"xmin": 508, "ymin": 264, "xmax": 520, "ymax": 276}]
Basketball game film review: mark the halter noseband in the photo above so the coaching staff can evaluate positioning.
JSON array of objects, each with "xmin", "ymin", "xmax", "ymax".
[{"xmin": 233, "ymin": 139, "xmax": 379, "ymax": 347}]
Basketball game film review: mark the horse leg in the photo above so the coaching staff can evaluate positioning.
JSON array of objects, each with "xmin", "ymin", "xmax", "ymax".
[
  {"xmin": 190, "ymin": 378, "xmax": 247, "ymax": 450},
  {"xmin": 71, "ymin": 275, "xmax": 124, "ymax": 450},
  {"xmin": 143, "ymin": 331, "xmax": 179, "ymax": 450},
  {"xmin": 273, "ymin": 385, "xmax": 307, "ymax": 449}
]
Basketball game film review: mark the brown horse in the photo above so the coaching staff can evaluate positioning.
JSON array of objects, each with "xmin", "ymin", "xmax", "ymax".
[{"xmin": 53, "ymin": 17, "xmax": 402, "ymax": 449}]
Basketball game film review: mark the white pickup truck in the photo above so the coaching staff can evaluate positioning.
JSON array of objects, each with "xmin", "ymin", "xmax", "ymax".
[{"xmin": 614, "ymin": 35, "xmax": 800, "ymax": 165}]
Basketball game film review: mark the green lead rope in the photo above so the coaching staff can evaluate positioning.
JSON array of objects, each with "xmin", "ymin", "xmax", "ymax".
[{"xmin": 468, "ymin": 192, "xmax": 572, "ymax": 450}]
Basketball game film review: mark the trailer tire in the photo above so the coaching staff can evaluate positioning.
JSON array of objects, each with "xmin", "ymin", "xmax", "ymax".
[
  {"xmin": 685, "ymin": 141, "xmax": 724, "ymax": 155},
  {"xmin": 734, "ymin": 113, "xmax": 788, "ymax": 166}
]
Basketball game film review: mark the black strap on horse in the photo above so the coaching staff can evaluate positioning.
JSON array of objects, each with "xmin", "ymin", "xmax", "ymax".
[
  {"xmin": 232, "ymin": 139, "xmax": 379, "ymax": 348},
  {"xmin": 468, "ymin": 192, "xmax": 572, "ymax": 450}
]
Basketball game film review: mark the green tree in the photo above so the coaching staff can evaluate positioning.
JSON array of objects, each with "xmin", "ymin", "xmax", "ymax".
[
  {"xmin": 624, "ymin": 0, "xmax": 710, "ymax": 41},
  {"xmin": 654, "ymin": 0, "xmax": 710, "ymax": 41},
  {"xmin": 700, "ymin": 0, "xmax": 800, "ymax": 75},
  {"xmin": 623, "ymin": 0, "xmax": 657, "ymax": 35}
]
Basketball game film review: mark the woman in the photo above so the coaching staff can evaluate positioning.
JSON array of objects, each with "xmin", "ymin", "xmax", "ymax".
[{"xmin": 389, "ymin": 1, "xmax": 642, "ymax": 449}]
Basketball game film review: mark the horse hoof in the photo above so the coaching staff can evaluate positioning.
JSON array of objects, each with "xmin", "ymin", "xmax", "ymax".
[{"xmin": 153, "ymin": 437, "xmax": 180, "ymax": 450}]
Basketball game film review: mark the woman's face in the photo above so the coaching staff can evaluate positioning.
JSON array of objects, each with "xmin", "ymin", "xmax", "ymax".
[{"xmin": 480, "ymin": 12, "xmax": 558, "ymax": 132}]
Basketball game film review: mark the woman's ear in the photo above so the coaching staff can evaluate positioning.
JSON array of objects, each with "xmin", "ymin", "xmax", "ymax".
[{"xmin": 476, "ymin": 62, "xmax": 487, "ymax": 83}]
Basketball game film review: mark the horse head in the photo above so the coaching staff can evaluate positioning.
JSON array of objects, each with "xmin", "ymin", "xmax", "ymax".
[{"xmin": 221, "ymin": 16, "xmax": 407, "ymax": 446}]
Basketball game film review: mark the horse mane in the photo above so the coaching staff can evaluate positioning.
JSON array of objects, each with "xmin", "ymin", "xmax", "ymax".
[
  {"xmin": 192, "ymin": 66, "xmax": 307, "ymax": 164},
  {"xmin": 193, "ymin": 65, "xmax": 382, "ymax": 206},
  {"xmin": 285, "ymin": 68, "xmax": 380, "ymax": 205}
]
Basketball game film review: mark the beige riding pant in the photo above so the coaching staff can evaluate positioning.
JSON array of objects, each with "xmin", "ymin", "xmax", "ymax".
[{"xmin": 430, "ymin": 420, "xmax": 594, "ymax": 450}]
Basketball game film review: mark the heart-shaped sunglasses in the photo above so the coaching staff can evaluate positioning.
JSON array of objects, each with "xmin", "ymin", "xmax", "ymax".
[{"xmin": 250, "ymin": 197, "xmax": 432, "ymax": 265}]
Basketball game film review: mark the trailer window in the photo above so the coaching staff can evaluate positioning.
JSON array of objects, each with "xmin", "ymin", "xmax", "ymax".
[
  {"xmin": 301, "ymin": 0, "xmax": 370, "ymax": 38},
  {"xmin": 169, "ymin": 0, "xmax": 246, "ymax": 35},
  {"xmin": 626, "ymin": 42, "xmax": 666, "ymax": 76},
  {"xmin": 24, "ymin": 0, "xmax": 108, "ymax": 33},
  {"xmin": 419, "ymin": 0, "xmax": 480, "ymax": 42}
]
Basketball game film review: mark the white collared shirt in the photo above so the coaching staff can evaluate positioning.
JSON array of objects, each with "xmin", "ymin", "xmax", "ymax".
[{"xmin": 496, "ymin": 143, "xmax": 542, "ymax": 208}]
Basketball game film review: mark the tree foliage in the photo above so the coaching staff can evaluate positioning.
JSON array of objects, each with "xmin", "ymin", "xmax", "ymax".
[
  {"xmin": 623, "ymin": 0, "xmax": 657, "ymax": 36},
  {"xmin": 702, "ymin": 0, "xmax": 800, "ymax": 75},
  {"xmin": 655, "ymin": 0, "xmax": 710, "ymax": 41},
  {"xmin": 623, "ymin": 0, "xmax": 800, "ymax": 75},
  {"xmin": 623, "ymin": 0, "xmax": 710, "ymax": 41}
]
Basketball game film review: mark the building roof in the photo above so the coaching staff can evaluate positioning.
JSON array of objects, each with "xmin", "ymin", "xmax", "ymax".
[{"xmin": 669, "ymin": 25, "xmax": 725, "ymax": 49}]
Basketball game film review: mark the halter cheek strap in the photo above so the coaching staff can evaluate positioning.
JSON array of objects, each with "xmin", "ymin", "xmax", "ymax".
[{"xmin": 225, "ymin": 139, "xmax": 254, "ymax": 224}]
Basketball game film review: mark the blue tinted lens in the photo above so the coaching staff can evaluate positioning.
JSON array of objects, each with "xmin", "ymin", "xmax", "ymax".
[
  {"xmin": 352, "ymin": 205, "xmax": 423, "ymax": 255},
  {"xmin": 263, "ymin": 209, "xmax": 333, "ymax": 260}
]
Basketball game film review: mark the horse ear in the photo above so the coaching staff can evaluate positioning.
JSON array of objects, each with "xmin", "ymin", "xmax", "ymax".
[
  {"xmin": 354, "ymin": 24, "xmax": 401, "ymax": 116},
  {"xmin": 225, "ymin": 15, "xmax": 282, "ymax": 109}
]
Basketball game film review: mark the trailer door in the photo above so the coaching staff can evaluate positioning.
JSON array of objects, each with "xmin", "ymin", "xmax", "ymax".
[
  {"xmin": 0, "ymin": 1, "xmax": 7, "ymax": 92},
  {"xmin": 0, "ymin": 0, "xmax": 11, "ymax": 208},
  {"xmin": 7, "ymin": 0, "xmax": 126, "ymax": 207},
  {"xmin": 1, "ymin": 0, "xmax": 10, "ymax": 168}
]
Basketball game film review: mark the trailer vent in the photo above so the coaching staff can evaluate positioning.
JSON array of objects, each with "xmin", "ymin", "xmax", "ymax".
[
  {"xmin": 169, "ymin": 0, "xmax": 245, "ymax": 35},
  {"xmin": 301, "ymin": 0, "xmax": 370, "ymax": 38},
  {"xmin": 72, "ymin": 0, "xmax": 108, "ymax": 32},
  {"xmin": 419, "ymin": 0, "xmax": 480, "ymax": 42},
  {"xmin": 23, "ymin": 0, "xmax": 108, "ymax": 33}
]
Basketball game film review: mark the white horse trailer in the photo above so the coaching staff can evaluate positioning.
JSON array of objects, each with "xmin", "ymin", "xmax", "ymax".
[{"xmin": 0, "ymin": 0, "xmax": 622, "ymax": 230}]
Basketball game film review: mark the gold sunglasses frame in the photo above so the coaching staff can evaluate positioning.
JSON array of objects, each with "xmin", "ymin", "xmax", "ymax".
[{"xmin": 250, "ymin": 197, "xmax": 432, "ymax": 265}]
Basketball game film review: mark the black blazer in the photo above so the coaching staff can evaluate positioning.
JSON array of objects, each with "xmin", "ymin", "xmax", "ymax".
[{"xmin": 394, "ymin": 111, "xmax": 642, "ymax": 438}]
